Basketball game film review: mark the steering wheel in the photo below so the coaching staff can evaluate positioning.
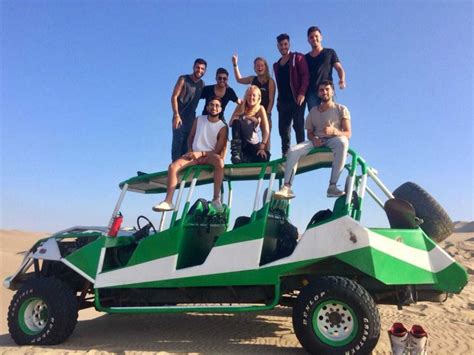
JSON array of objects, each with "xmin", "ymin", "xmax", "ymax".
[{"xmin": 136, "ymin": 215, "xmax": 157, "ymax": 236}]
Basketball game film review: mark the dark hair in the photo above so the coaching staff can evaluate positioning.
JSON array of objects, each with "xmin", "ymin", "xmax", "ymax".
[
  {"xmin": 194, "ymin": 58, "xmax": 207, "ymax": 67},
  {"xmin": 207, "ymin": 96, "xmax": 222, "ymax": 104},
  {"xmin": 216, "ymin": 67, "xmax": 228, "ymax": 76},
  {"xmin": 318, "ymin": 80, "xmax": 334, "ymax": 90},
  {"xmin": 277, "ymin": 33, "xmax": 290, "ymax": 42},
  {"xmin": 307, "ymin": 26, "xmax": 322, "ymax": 37}
]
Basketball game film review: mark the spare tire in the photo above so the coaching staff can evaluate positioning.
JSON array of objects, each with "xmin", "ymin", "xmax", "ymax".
[{"xmin": 393, "ymin": 182, "xmax": 454, "ymax": 242}]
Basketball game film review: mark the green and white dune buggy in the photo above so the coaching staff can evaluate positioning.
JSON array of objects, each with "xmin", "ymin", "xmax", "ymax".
[{"xmin": 4, "ymin": 147, "xmax": 467, "ymax": 354}]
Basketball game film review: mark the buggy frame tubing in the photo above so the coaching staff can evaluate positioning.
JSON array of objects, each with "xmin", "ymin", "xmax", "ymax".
[
  {"xmin": 367, "ymin": 167, "xmax": 394, "ymax": 199},
  {"xmin": 107, "ymin": 183, "xmax": 129, "ymax": 234},
  {"xmin": 94, "ymin": 283, "xmax": 281, "ymax": 314}
]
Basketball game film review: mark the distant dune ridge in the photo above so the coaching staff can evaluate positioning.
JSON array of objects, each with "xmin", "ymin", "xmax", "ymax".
[
  {"xmin": 454, "ymin": 221, "xmax": 474, "ymax": 233},
  {"xmin": 0, "ymin": 227, "xmax": 473, "ymax": 354}
]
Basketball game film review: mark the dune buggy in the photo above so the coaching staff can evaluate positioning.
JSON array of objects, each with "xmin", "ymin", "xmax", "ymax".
[{"xmin": 4, "ymin": 147, "xmax": 467, "ymax": 354}]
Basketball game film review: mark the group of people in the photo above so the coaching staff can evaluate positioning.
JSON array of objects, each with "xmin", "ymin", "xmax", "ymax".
[{"xmin": 153, "ymin": 26, "xmax": 352, "ymax": 213}]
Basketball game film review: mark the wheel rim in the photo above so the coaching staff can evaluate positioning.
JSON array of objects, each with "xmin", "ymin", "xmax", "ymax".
[
  {"xmin": 18, "ymin": 297, "xmax": 49, "ymax": 335},
  {"xmin": 312, "ymin": 299, "xmax": 358, "ymax": 346}
]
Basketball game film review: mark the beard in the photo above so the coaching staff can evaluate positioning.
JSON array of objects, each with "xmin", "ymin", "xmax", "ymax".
[{"xmin": 320, "ymin": 96, "xmax": 331, "ymax": 103}]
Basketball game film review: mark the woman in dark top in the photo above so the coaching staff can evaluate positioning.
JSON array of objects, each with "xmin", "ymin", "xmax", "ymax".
[
  {"xmin": 231, "ymin": 55, "xmax": 275, "ymax": 149},
  {"xmin": 231, "ymin": 55, "xmax": 275, "ymax": 117},
  {"xmin": 201, "ymin": 68, "xmax": 241, "ymax": 120},
  {"xmin": 228, "ymin": 85, "xmax": 270, "ymax": 164}
]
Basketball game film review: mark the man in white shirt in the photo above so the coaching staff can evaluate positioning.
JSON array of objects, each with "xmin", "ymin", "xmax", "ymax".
[
  {"xmin": 274, "ymin": 80, "xmax": 352, "ymax": 199},
  {"xmin": 154, "ymin": 98, "xmax": 228, "ymax": 212}
]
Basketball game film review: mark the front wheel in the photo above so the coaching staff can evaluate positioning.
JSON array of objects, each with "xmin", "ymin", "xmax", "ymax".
[
  {"xmin": 292, "ymin": 276, "xmax": 380, "ymax": 354},
  {"xmin": 8, "ymin": 277, "xmax": 78, "ymax": 345}
]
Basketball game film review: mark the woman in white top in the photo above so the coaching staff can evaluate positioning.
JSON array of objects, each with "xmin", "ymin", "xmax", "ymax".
[{"xmin": 153, "ymin": 98, "xmax": 228, "ymax": 212}]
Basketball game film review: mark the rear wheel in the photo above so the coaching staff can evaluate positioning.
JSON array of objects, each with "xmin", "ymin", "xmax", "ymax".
[
  {"xmin": 393, "ymin": 182, "xmax": 454, "ymax": 242},
  {"xmin": 292, "ymin": 276, "xmax": 380, "ymax": 354},
  {"xmin": 8, "ymin": 277, "xmax": 78, "ymax": 345}
]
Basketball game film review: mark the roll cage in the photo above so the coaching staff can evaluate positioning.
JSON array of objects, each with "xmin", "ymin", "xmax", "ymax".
[{"xmin": 114, "ymin": 147, "xmax": 394, "ymax": 234}]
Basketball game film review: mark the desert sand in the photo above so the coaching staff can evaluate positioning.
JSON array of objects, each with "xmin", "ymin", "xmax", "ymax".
[{"xmin": 0, "ymin": 226, "xmax": 472, "ymax": 354}]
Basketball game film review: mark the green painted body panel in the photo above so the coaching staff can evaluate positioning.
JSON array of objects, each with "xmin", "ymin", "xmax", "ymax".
[
  {"xmin": 102, "ymin": 258, "xmax": 320, "ymax": 289},
  {"xmin": 369, "ymin": 228, "xmax": 436, "ymax": 251},
  {"xmin": 336, "ymin": 247, "xmax": 468, "ymax": 292},
  {"xmin": 432, "ymin": 262, "xmax": 468, "ymax": 293},
  {"xmin": 104, "ymin": 236, "xmax": 135, "ymax": 248},
  {"xmin": 337, "ymin": 248, "xmax": 434, "ymax": 284},
  {"xmin": 214, "ymin": 217, "xmax": 266, "ymax": 247},
  {"xmin": 125, "ymin": 227, "xmax": 180, "ymax": 267},
  {"xmin": 64, "ymin": 238, "xmax": 105, "ymax": 279}
]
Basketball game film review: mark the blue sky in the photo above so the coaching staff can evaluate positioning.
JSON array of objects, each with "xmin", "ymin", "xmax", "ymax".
[{"xmin": 1, "ymin": 0, "xmax": 472, "ymax": 232}]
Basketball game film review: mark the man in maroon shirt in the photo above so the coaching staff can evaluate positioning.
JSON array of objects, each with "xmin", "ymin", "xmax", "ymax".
[{"xmin": 273, "ymin": 33, "xmax": 309, "ymax": 156}]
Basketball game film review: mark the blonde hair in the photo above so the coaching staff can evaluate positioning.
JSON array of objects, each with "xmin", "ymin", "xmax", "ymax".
[
  {"xmin": 235, "ymin": 85, "xmax": 262, "ymax": 117},
  {"xmin": 253, "ymin": 57, "xmax": 271, "ymax": 83}
]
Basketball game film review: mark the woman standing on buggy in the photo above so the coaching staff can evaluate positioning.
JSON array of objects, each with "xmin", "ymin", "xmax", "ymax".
[{"xmin": 229, "ymin": 85, "xmax": 270, "ymax": 163}]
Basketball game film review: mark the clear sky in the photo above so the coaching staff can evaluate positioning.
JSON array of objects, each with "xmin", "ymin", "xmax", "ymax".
[{"xmin": 1, "ymin": 0, "xmax": 473, "ymax": 232}]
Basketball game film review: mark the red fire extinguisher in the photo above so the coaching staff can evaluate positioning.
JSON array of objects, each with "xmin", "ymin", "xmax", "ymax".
[{"xmin": 108, "ymin": 212, "xmax": 123, "ymax": 237}]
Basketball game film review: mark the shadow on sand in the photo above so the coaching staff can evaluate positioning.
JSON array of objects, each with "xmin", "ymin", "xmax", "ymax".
[{"xmin": 0, "ymin": 307, "xmax": 305, "ymax": 353}]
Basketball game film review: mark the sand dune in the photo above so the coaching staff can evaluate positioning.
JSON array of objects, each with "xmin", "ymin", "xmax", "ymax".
[
  {"xmin": 454, "ymin": 221, "xmax": 474, "ymax": 233},
  {"xmin": 0, "ymin": 228, "xmax": 472, "ymax": 354}
]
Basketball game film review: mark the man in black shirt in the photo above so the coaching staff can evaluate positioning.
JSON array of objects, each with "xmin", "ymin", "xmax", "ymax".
[
  {"xmin": 170, "ymin": 58, "xmax": 207, "ymax": 161},
  {"xmin": 200, "ymin": 68, "xmax": 241, "ymax": 120},
  {"xmin": 305, "ymin": 26, "xmax": 346, "ymax": 111},
  {"xmin": 273, "ymin": 34, "xmax": 310, "ymax": 156}
]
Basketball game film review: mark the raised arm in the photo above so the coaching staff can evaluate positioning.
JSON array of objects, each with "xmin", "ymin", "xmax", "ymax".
[
  {"xmin": 232, "ymin": 54, "xmax": 254, "ymax": 85},
  {"xmin": 334, "ymin": 62, "xmax": 346, "ymax": 89},
  {"xmin": 171, "ymin": 76, "xmax": 185, "ymax": 129}
]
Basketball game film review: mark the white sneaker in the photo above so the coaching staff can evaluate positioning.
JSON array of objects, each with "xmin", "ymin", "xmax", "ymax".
[
  {"xmin": 152, "ymin": 201, "xmax": 175, "ymax": 212},
  {"xmin": 211, "ymin": 199, "xmax": 224, "ymax": 213},
  {"xmin": 388, "ymin": 323, "xmax": 409, "ymax": 355},
  {"xmin": 409, "ymin": 325, "xmax": 428, "ymax": 355},
  {"xmin": 273, "ymin": 185, "xmax": 295, "ymax": 200},
  {"xmin": 327, "ymin": 184, "xmax": 345, "ymax": 198}
]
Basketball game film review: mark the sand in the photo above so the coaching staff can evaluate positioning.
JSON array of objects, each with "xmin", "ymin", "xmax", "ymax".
[{"xmin": 0, "ymin": 227, "xmax": 472, "ymax": 354}]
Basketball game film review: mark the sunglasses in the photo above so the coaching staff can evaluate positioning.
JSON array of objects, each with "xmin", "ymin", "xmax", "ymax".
[{"xmin": 217, "ymin": 76, "xmax": 228, "ymax": 81}]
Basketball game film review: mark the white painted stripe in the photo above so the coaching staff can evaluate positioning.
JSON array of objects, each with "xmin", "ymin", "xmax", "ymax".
[
  {"xmin": 263, "ymin": 216, "xmax": 455, "ymax": 274},
  {"xmin": 253, "ymin": 179, "xmax": 263, "ymax": 211},
  {"xmin": 345, "ymin": 175, "xmax": 354, "ymax": 205},
  {"xmin": 359, "ymin": 174, "xmax": 367, "ymax": 199},
  {"xmin": 94, "ymin": 216, "xmax": 456, "ymax": 288},
  {"xmin": 62, "ymin": 258, "xmax": 95, "ymax": 283},
  {"xmin": 96, "ymin": 238, "xmax": 264, "ymax": 288},
  {"xmin": 96, "ymin": 248, "xmax": 106, "ymax": 274}
]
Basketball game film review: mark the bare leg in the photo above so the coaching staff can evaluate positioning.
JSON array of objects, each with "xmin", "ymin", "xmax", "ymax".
[
  {"xmin": 206, "ymin": 153, "xmax": 224, "ymax": 201},
  {"xmin": 163, "ymin": 158, "xmax": 197, "ymax": 203}
]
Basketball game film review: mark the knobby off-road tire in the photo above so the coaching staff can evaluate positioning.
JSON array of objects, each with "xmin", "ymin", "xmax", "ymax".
[
  {"xmin": 393, "ymin": 181, "xmax": 454, "ymax": 242},
  {"xmin": 8, "ymin": 277, "xmax": 78, "ymax": 345},
  {"xmin": 292, "ymin": 276, "xmax": 380, "ymax": 355}
]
